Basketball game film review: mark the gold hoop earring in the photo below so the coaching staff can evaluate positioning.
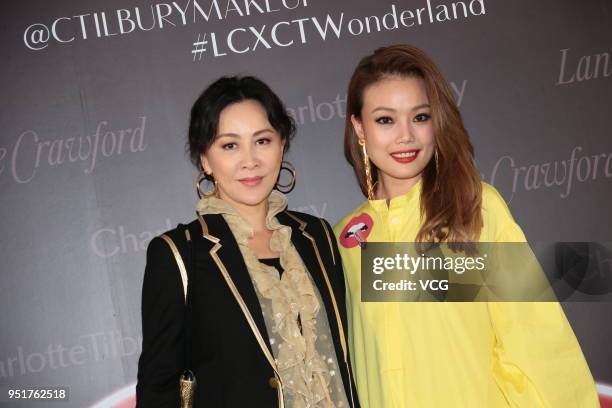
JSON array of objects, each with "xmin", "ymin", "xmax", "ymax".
[
  {"xmin": 358, "ymin": 138, "xmax": 375, "ymax": 200},
  {"xmin": 276, "ymin": 160, "xmax": 296, "ymax": 193},
  {"xmin": 195, "ymin": 170, "xmax": 218, "ymax": 198}
]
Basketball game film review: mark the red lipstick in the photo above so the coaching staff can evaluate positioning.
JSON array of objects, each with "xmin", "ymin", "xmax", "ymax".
[{"xmin": 390, "ymin": 149, "xmax": 419, "ymax": 163}]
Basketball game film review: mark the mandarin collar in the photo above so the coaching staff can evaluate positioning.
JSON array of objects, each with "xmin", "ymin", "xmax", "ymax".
[{"xmin": 367, "ymin": 177, "xmax": 422, "ymax": 213}]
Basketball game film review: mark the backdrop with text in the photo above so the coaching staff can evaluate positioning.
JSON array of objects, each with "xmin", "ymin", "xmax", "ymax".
[{"xmin": 2, "ymin": 0, "xmax": 611, "ymax": 406}]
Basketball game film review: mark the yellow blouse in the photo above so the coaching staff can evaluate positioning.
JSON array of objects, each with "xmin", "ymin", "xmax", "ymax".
[{"xmin": 334, "ymin": 178, "xmax": 599, "ymax": 407}]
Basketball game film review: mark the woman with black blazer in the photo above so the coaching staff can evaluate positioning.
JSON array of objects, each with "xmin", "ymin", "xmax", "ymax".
[{"xmin": 136, "ymin": 76, "xmax": 359, "ymax": 408}]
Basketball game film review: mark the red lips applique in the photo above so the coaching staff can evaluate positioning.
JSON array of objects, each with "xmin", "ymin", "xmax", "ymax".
[{"xmin": 339, "ymin": 213, "xmax": 374, "ymax": 248}]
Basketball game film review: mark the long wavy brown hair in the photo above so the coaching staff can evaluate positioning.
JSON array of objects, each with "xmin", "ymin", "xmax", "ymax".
[{"xmin": 344, "ymin": 44, "xmax": 483, "ymax": 247}]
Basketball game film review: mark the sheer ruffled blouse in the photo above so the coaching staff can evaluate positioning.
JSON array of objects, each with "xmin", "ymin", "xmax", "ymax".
[{"xmin": 196, "ymin": 191, "xmax": 349, "ymax": 408}]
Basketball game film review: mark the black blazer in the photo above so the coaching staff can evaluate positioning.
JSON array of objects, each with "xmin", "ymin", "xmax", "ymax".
[{"xmin": 136, "ymin": 209, "xmax": 360, "ymax": 408}]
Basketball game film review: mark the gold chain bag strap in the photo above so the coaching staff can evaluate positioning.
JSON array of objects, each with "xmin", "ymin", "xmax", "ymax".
[{"xmin": 160, "ymin": 227, "xmax": 196, "ymax": 408}]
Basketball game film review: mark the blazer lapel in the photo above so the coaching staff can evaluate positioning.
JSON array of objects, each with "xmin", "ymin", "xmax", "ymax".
[
  {"xmin": 277, "ymin": 212, "xmax": 325, "ymax": 291},
  {"xmin": 276, "ymin": 211, "xmax": 346, "ymax": 357},
  {"xmin": 197, "ymin": 213, "xmax": 273, "ymax": 355}
]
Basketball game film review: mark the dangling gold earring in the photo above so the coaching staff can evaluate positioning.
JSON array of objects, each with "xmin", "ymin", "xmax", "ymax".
[
  {"xmin": 275, "ymin": 160, "xmax": 296, "ymax": 193},
  {"xmin": 195, "ymin": 170, "xmax": 218, "ymax": 198},
  {"xmin": 358, "ymin": 138, "xmax": 375, "ymax": 200}
]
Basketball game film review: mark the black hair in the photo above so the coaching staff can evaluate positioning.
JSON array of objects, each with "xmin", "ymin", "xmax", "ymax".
[{"xmin": 187, "ymin": 75, "xmax": 296, "ymax": 169}]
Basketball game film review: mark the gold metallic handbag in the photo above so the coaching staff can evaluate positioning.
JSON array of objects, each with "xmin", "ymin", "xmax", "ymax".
[{"xmin": 161, "ymin": 227, "xmax": 196, "ymax": 407}]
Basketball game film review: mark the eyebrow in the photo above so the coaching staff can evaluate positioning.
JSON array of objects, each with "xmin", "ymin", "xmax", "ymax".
[
  {"xmin": 371, "ymin": 104, "xmax": 430, "ymax": 114},
  {"xmin": 216, "ymin": 128, "xmax": 276, "ymax": 138}
]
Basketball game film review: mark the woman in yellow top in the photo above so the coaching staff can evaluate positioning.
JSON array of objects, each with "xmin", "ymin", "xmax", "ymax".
[{"xmin": 333, "ymin": 44, "xmax": 599, "ymax": 407}]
